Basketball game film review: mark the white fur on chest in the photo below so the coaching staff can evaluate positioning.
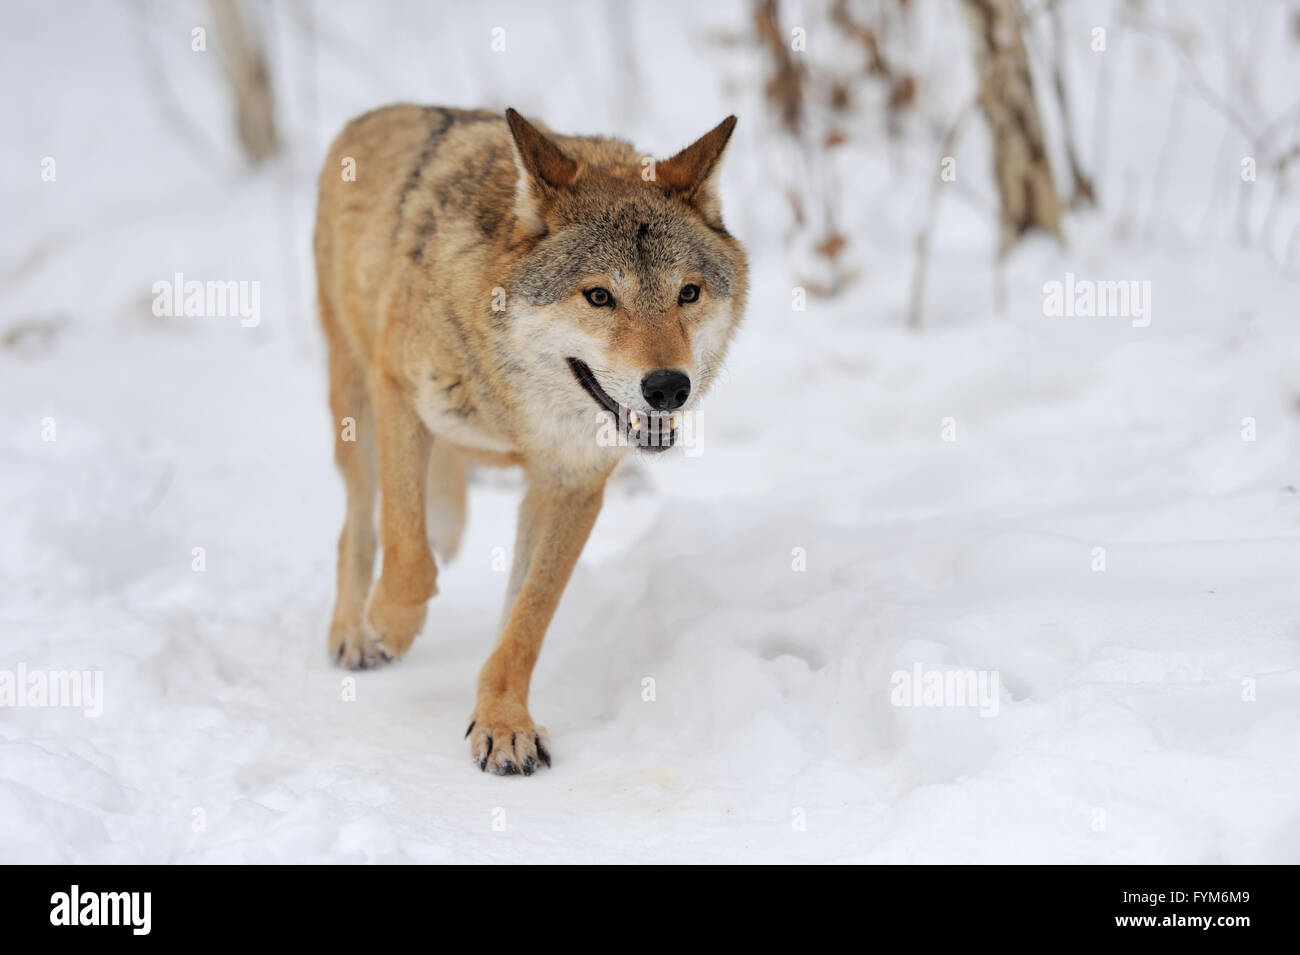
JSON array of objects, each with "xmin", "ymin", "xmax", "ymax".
[{"xmin": 412, "ymin": 377, "xmax": 517, "ymax": 454}]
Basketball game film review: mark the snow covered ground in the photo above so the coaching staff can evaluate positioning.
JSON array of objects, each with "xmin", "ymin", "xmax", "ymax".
[{"xmin": 2, "ymin": 0, "xmax": 1299, "ymax": 863}]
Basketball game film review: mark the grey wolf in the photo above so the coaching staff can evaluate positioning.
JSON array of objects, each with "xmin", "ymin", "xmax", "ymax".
[{"xmin": 314, "ymin": 104, "xmax": 747, "ymax": 774}]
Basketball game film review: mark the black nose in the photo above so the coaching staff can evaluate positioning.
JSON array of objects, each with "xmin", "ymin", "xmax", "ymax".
[{"xmin": 641, "ymin": 370, "xmax": 691, "ymax": 411}]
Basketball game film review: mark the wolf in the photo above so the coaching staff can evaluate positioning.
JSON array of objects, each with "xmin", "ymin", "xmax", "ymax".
[{"xmin": 314, "ymin": 105, "xmax": 747, "ymax": 774}]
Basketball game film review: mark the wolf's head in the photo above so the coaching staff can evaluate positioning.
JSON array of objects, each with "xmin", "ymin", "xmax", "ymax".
[{"xmin": 501, "ymin": 109, "xmax": 747, "ymax": 456}]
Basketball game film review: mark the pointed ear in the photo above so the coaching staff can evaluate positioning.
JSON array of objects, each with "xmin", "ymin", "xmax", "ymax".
[
  {"xmin": 505, "ymin": 107, "xmax": 578, "ymax": 191},
  {"xmin": 656, "ymin": 115, "xmax": 738, "ymax": 209}
]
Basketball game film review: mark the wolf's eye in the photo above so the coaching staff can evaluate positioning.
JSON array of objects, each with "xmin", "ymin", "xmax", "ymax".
[
  {"xmin": 678, "ymin": 284, "xmax": 700, "ymax": 304},
  {"xmin": 584, "ymin": 287, "xmax": 614, "ymax": 308}
]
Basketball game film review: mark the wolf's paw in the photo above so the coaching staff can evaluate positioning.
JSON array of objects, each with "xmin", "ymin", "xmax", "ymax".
[
  {"xmin": 360, "ymin": 590, "xmax": 429, "ymax": 662},
  {"xmin": 329, "ymin": 624, "xmax": 396, "ymax": 671},
  {"xmin": 466, "ymin": 702, "xmax": 551, "ymax": 776}
]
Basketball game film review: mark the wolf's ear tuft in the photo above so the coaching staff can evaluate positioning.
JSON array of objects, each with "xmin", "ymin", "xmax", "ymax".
[
  {"xmin": 656, "ymin": 115, "xmax": 737, "ymax": 211},
  {"xmin": 505, "ymin": 108, "xmax": 578, "ymax": 192}
]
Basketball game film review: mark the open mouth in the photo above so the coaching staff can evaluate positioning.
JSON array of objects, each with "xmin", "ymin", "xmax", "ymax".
[{"xmin": 567, "ymin": 358, "xmax": 676, "ymax": 452}]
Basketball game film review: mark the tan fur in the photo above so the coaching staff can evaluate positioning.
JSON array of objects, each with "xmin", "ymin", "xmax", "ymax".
[{"xmin": 315, "ymin": 104, "xmax": 747, "ymax": 774}]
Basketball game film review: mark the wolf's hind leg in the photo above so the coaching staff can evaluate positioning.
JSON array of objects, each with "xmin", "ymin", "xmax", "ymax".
[
  {"xmin": 426, "ymin": 440, "xmax": 469, "ymax": 563},
  {"xmin": 325, "ymin": 330, "xmax": 383, "ymax": 669},
  {"xmin": 363, "ymin": 373, "xmax": 438, "ymax": 661}
]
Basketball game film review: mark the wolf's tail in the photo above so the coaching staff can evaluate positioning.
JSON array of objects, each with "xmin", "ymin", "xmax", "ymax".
[{"xmin": 425, "ymin": 440, "xmax": 469, "ymax": 563}]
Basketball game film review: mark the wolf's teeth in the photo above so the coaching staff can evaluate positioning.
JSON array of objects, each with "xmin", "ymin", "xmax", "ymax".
[{"xmin": 628, "ymin": 411, "xmax": 641, "ymax": 429}]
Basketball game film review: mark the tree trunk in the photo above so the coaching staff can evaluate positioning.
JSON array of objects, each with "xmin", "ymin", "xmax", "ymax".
[
  {"xmin": 1049, "ymin": 0, "xmax": 1095, "ymax": 207},
  {"xmin": 209, "ymin": 0, "xmax": 280, "ymax": 166},
  {"xmin": 963, "ymin": 0, "xmax": 1062, "ymax": 253}
]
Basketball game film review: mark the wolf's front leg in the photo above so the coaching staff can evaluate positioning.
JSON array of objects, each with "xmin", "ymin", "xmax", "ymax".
[
  {"xmin": 468, "ymin": 476, "xmax": 606, "ymax": 774},
  {"xmin": 363, "ymin": 373, "xmax": 438, "ymax": 662}
]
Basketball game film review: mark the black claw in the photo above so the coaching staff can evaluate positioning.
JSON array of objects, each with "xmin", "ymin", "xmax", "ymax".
[
  {"xmin": 465, "ymin": 720, "xmax": 475, "ymax": 739},
  {"xmin": 522, "ymin": 757, "xmax": 536, "ymax": 776},
  {"xmin": 496, "ymin": 761, "xmax": 519, "ymax": 776},
  {"xmin": 536, "ymin": 736, "xmax": 551, "ymax": 768},
  {"xmin": 478, "ymin": 754, "xmax": 488, "ymax": 771}
]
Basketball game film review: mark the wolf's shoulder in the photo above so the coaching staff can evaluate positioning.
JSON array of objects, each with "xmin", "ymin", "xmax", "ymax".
[{"xmin": 334, "ymin": 104, "xmax": 502, "ymax": 143}]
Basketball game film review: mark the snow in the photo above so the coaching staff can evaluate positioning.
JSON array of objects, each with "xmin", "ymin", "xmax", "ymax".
[{"xmin": 2, "ymin": 0, "xmax": 1299, "ymax": 863}]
